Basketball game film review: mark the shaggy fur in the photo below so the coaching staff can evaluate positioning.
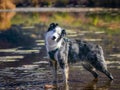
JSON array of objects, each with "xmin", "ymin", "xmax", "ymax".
[{"xmin": 45, "ymin": 23, "xmax": 113, "ymax": 84}]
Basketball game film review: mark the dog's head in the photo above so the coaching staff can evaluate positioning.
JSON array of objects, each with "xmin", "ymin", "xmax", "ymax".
[{"xmin": 47, "ymin": 23, "xmax": 66, "ymax": 42}]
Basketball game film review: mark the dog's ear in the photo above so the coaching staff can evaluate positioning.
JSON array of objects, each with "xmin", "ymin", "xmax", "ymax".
[
  {"xmin": 50, "ymin": 23, "xmax": 58, "ymax": 28},
  {"xmin": 61, "ymin": 29, "xmax": 66, "ymax": 36},
  {"xmin": 50, "ymin": 23, "xmax": 56, "ymax": 27},
  {"xmin": 47, "ymin": 23, "xmax": 58, "ymax": 32},
  {"xmin": 55, "ymin": 23, "xmax": 58, "ymax": 26}
]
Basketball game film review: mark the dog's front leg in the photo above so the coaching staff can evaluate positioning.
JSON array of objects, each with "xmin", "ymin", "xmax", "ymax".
[
  {"xmin": 59, "ymin": 62, "xmax": 69, "ymax": 84},
  {"xmin": 63, "ymin": 64, "xmax": 69, "ymax": 84},
  {"xmin": 49, "ymin": 60, "xmax": 58, "ymax": 85}
]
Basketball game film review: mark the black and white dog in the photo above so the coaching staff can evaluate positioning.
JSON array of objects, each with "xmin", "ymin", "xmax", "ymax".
[{"xmin": 45, "ymin": 23, "xmax": 113, "ymax": 85}]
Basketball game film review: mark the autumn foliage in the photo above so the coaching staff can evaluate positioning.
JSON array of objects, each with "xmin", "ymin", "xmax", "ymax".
[
  {"xmin": 0, "ymin": 0, "xmax": 120, "ymax": 8},
  {"xmin": 0, "ymin": 0, "xmax": 16, "ymax": 9}
]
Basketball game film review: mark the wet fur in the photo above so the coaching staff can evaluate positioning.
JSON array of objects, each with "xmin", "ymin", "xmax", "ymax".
[
  {"xmin": 45, "ymin": 23, "xmax": 113, "ymax": 84},
  {"xmin": 68, "ymin": 40, "xmax": 113, "ymax": 80}
]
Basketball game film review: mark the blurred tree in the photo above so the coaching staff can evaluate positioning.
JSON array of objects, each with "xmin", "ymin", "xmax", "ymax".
[
  {"xmin": 38, "ymin": 0, "xmax": 56, "ymax": 7},
  {"xmin": 4, "ymin": 0, "xmax": 120, "ymax": 8},
  {"xmin": 0, "ymin": 12, "xmax": 16, "ymax": 30},
  {"xmin": 87, "ymin": 0, "xmax": 120, "ymax": 8},
  {"xmin": 68, "ymin": 0, "xmax": 88, "ymax": 7},
  {"xmin": 55, "ymin": 0, "xmax": 69, "ymax": 7},
  {"xmin": 32, "ymin": 0, "xmax": 39, "ymax": 7},
  {"xmin": 86, "ymin": 0, "xmax": 95, "ymax": 7},
  {"xmin": 14, "ymin": 0, "xmax": 31, "ymax": 7},
  {"xmin": 0, "ymin": 0, "xmax": 16, "ymax": 30},
  {"xmin": 68, "ymin": 0, "xmax": 79, "ymax": 7},
  {"xmin": 0, "ymin": 0, "xmax": 16, "ymax": 9}
]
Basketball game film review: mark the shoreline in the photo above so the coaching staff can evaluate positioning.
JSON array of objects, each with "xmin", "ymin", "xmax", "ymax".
[{"xmin": 0, "ymin": 7, "xmax": 119, "ymax": 12}]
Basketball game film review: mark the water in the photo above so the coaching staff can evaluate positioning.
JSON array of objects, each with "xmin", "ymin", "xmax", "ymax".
[{"xmin": 0, "ymin": 9, "xmax": 120, "ymax": 90}]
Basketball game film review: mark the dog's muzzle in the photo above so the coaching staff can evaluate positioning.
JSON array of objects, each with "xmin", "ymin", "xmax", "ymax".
[{"xmin": 52, "ymin": 36, "xmax": 56, "ymax": 40}]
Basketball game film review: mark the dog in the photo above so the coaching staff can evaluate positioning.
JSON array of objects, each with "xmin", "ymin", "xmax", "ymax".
[{"xmin": 45, "ymin": 23, "xmax": 113, "ymax": 85}]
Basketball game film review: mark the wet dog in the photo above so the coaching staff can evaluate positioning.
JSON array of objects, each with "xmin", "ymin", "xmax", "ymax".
[{"xmin": 45, "ymin": 23, "xmax": 113, "ymax": 84}]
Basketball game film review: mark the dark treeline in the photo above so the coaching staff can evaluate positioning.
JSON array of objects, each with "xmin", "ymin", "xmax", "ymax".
[{"xmin": 13, "ymin": 0, "xmax": 120, "ymax": 8}]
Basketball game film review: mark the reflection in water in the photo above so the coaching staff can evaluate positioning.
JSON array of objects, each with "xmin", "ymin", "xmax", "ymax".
[
  {"xmin": 83, "ymin": 80, "xmax": 98, "ymax": 90},
  {"xmin": 83, "ymin": 80, "xmax": 112, "ymax": 90},
  {"xmin": 65, "ymin": 83, "xmax": 69, "ymax": 90},
  {"xmin": 0, "ymin": 0, "xmax": 16, "ymax": 30},
  {"xmin": 50, "ymin": 79, "xmax": 112, "ymax": 90},
  {"xmin": 51, "ymin": 82, "xmax": 69, "ymax": 90},
  {"xmin": 0, "ymin": 12, "xmax": 16, "ymax": 30}
]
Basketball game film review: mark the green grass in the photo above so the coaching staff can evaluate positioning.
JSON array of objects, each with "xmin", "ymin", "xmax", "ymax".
[{"xmin": 11, "ymin": 11, "xmax": 120, "ymax": 34}]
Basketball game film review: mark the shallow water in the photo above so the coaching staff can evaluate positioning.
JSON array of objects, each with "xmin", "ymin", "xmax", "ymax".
[{"xmin": 0, "ymin": 10, "xmax": 120, "ymax": 90}]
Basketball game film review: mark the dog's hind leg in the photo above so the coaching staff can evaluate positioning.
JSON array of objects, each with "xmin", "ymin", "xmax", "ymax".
[
  {"xmin": 95, "ymin": 64, "xmax": 113, "ymax": 80},
  {"xmin": 94, "ymin": 45, "xmax": 113, "ymax": 80},
  {"xmin": 102, "ymin": 70, "xmax": 113, "ymax": 80},
  {"xmin": 82, "ymin": 63, "xmax": 98, "ymax": 80},
  {"xmin": 49, "ymin": 60, "xmax": 58, "ymax": 84}
]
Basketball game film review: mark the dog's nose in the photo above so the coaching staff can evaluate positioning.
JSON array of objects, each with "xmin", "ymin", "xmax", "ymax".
[{"xmin": 52, "ymin": 36, "xmax": 56, "ymax": 40}]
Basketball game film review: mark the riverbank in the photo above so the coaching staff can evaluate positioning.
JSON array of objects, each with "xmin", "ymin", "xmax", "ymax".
[{"xmin": 0, "ymin": 7, "xmax": 119, "ymax": 12}]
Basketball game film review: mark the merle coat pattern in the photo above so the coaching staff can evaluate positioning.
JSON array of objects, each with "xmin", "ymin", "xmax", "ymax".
[{"xmin": 45, "ymin": 23, "xmax": 113, "ymax": 85}]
